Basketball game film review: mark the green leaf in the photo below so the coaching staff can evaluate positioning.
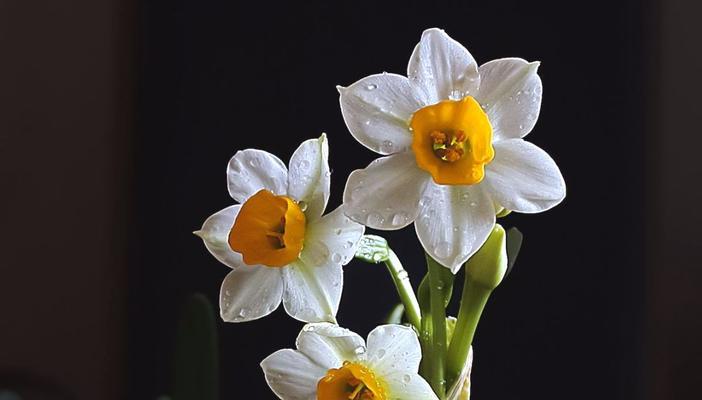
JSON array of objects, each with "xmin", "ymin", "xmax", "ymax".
[
  {"xmin": 172, "ymin": 293, "xmax": 219, "ymax": 400},
  {"xmin": 505, "ymin": 227, "xmax": 523, "ymax": 277}
]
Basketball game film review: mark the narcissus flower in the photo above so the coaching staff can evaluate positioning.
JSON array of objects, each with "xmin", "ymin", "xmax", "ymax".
[
  {"xmin": 339, "ymin": 28, "xmax": 566, "ymax": 272},
  {"xmin": 195, "ymin": 135, "xmax": 364, "ymax": 323},
  {"xmin": 261, "ymin": 323, "xmax": 437, "ymax": 400}
]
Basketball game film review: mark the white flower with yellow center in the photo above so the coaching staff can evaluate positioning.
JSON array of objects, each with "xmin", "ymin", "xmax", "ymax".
[
  {"xmin": 339, "ymin": 28, "xmax": 566, "ymax": 272},
  {"xmin": 195, "ymin": 134, "xmax": 364, "ymax": 323},
  {"xmin": 261, "ymin": 323, "xmax": 438, "ymax": 400}
]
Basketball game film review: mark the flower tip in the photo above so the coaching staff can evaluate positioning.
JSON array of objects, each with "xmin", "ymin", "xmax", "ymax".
[
  {"xmin": 529, "ymin": 61, "xmax": 541, "ymax": 72},
  {"xmin": 335, "ymin": 85, "xmax": 346, "ymax": 94},
  {"xmin": 192, "ymin": 230, "xmax": 204, "ymax": 238}
]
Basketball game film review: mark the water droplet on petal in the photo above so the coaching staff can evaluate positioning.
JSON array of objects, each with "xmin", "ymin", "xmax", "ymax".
[
  {"xmin": 403, "ymin": 374, "xmax": 411, "ymax": 383},
  {"xmin": 354, "ymin": 346, "xmax": 366, "ymax": 355},
  {"xmin": 366, "ymin": 83, "xmax": 377, "ymax": 90},
  {"xmin": 380, "ymin": 140, "xmax": 394, "ymax": 153},
  {"xmin": 331, "ymin": 253, "xmax": 342, "ymax": 263}
]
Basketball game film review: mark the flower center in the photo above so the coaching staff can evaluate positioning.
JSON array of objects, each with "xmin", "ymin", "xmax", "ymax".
[
  {"xmin": 317, "ymin": 362, "xmax": 386, "ymax": 400},
  {"xmin": 228, "ymin": 189, "xmax": 306, "ymax": 267},
  {"xmin": 410, "ymin": 96, "xmax": 494, "ymax": 185}
]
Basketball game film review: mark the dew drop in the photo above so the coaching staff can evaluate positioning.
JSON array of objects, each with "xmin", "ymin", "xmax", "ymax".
[
  {"xmin": 449, "ymin": 89, "xmax": 463, "ymax": 100},
  {"xmin": 364, "ymin": 120, "xmax": 371, "ymax": 126},
  {"xmin": 469, "ymin": 201, "xmax": 478, "ymax": 207},
  {"xmin": 418, "ymin": 196, "xmax": 431, "ymax": 208},
  {"xmin": 354, "ymin": 346, "xmax": 366, "ymax": 355},
  {"xmin": 403, "ymin": 374, "xmax": 411, "ymax": 384},
  {"xmin": 331, "ymin": 253, "xmax": 342, "ymax": 263},
  {"xmin": 366, "ymin": 83, "xmax": 377, "ymax": 90},
  {"xmin": 335, "ymin": 228, "xmax": 343, "ymax": 235},
  {"xmin": 380, "ymin": 140, "xmax": 394, "ymax": 152},
  {"xmin": 298, "ymin": 201, "xmax": 308, "ymax": 211},
  {"xmin": 344, "ymin": 240, "xmax": 354, "ymax": 249},
  {"xmin": 376, "ymin": 349, "xmax": 387, "ymax": 359},
  {"xmin": 298, "ymin": 159, "xmax": 310, "ymax": 170}
]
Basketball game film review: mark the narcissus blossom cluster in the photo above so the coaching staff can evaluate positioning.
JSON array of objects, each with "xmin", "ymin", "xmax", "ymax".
[{"xmin": 196, "ymin": 28, "xmax": 565, "ymax": 399}]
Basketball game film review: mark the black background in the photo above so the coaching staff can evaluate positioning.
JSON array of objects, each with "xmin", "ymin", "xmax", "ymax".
[
  {"xmin": 3, "ymin": 0, "xmax": 701, "ymax": 399},
  {"xmin": 134, "ymin": 0, "xmax": 644, "ymax": 398}
]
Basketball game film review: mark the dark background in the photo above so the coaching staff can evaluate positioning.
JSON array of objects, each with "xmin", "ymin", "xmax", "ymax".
[{"xmin": 1, "ymin": 0, "xmax": 701, "ymax": 399}]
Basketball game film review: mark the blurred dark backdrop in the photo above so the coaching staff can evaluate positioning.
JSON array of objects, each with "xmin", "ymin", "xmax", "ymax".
[{"xmin": 1, "ymin": 0, "xmax": 701, "ymax": 399}]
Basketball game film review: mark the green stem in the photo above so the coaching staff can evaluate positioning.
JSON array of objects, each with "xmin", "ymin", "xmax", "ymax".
[
  {"xmin": 445, "ymin": 276, "xmax": 492, "ymax": 389},
  {"xmin": 426, "ymin": 255, "xmax": 449, "ymax": 399},
  {"xmin": 384, "ymin": 249, "xmax": 421, "ymax": 330}
]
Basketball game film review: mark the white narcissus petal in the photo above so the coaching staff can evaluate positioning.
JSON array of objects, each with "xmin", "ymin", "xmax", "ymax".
[
  {"xmin": 477, "ymin": 58, "xmax": 542, "ymax": 141},
  {"xmin": 343, "ymin": 152, "xmax": 430, "ymax": 230},
  {"xmin": 195, "ymin": 205, "xmax": 242, "ymax": 269},
  {"xmin": 287, "ymin": 134, "xmax": 330, "ymax": 220},
  {"xmin": 260, "ymin": 349, "xmax": 323, "ymax": 400},
  {"xmin": 305, "ymin": 206, "xmax": 365, "ymax": 266},
  {"xmin": 296, "ymin": 323, "xmax": 366, "ymax": 371},
  {"xmin": 385, "ymin": 371, "xmax": 438, "ymax": 400},
  {"xmin": 408, "ymin": 28, "xmax": 480, "ymax": 105},
  {"xmin": 227, "ymin": 149, "xmax": 289, "ymax": 203},
  {"xmin": 366, "ymin": 325, "xmax": 422, "ymax": 375},
  {"xmin": 339, "ymin": 73, "xmax": 422, "ymax": 155},
  {"xmin": 415, "ymin": 183, "xmax": 496, "ymax": 273},
  {"xmin": 220, "ymin": 266, "xmax": 283, "ymax": 322},
  {"xmin": 484, "ymin": 139, "xmax": 566, "ymax": 213},
  {"xmin": 282, "ymin": 256, "xmax": 342, "ymax": 323}
]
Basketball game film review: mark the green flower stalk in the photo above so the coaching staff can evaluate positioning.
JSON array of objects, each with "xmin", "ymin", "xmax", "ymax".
[{"xmin": 446, "ymin": 224, "xmax": 508, "ymax": 388}]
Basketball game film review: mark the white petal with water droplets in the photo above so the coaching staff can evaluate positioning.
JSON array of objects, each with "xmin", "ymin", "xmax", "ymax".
[
  {"xmin": 366, "ymin": 324, "xmax": 422, "ymax": 375},
  {"xmin": 343, "ymin": 152, "xmax": 430, "ymax": 230},
  {"xmin": 287, "ymin": 134, "xmax": 330, "ymax": 221},
  {"xmin": 305, "ymin": 206, "xmax": 365, "ymax": 267},
  {"xmin": 220, "ymin": 266, "xmax": 283, "ymax": 322},
  {"xmin": 484, "ymin": 139, "xmax": 566, "ymax": 213},
  {"xmin": 385, "ymin": 371, "xmax": 438, "ymax": 400},
  {"xmin": 407, "ymin": 28, "xmax": 480, "ymax": 105},
  {"xmin": 260, "ymin": 349, "xmax": 324, "ymax": 400},
  {"xmin": 414, "ymin": 183, "xmax": 496, "ymax": 273},
  {"xmin": 477, "ymin": 58, "xmax": 542, "ymax": 141},
  {"xmin": 296, "ymin": 323, "xmax": 366, "ymax": 370},
  {"xmin": 196, "ymin": 205, "xmax": 242, "ymax": 269},
  {"xmin": 339, "ymin": 73, "xmax": 422, "ymax": 155},
  {"xmin": 226, "ymin": 149, "xmax": 289, "ymax": 203},
  {"xmin": 282, "ymin": 255, "xmax": 342, "ymax": 323}
]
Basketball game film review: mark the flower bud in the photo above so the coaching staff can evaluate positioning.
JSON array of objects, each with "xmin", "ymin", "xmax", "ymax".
[{"xmin": 465, "ymin": 224, "xmax": 508, "ymax": 290}]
